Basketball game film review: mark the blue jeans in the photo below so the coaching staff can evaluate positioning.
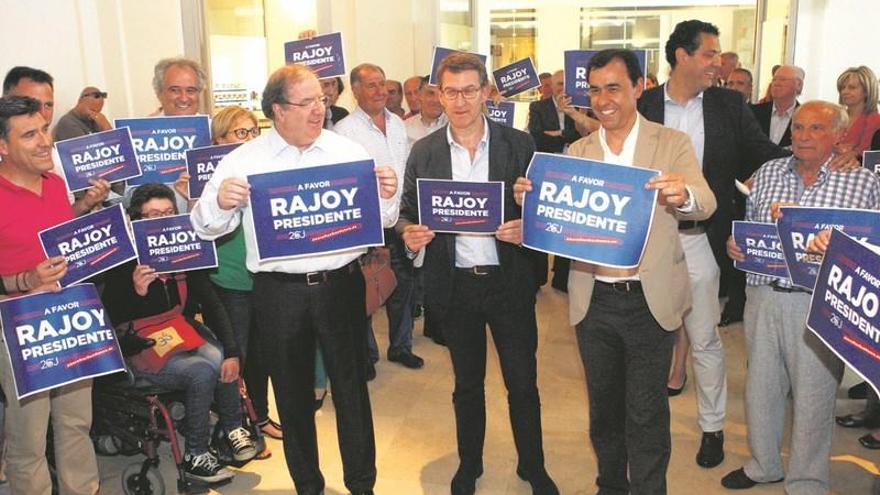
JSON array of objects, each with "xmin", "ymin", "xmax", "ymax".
[
  {"xmin": 367, "ymin": 229, "xmax": 414, "ymax": 360},
  {"xmin": 133, "ymin": 324, "xmax": 241, "ymax": 454}
]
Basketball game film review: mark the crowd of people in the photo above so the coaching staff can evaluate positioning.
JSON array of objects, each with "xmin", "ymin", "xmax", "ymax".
[{"xmin": 1, "ymin": 16, "xmax": 880, "ymax": 495}]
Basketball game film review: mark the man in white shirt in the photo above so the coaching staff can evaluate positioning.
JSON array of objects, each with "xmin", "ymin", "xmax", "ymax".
[
  {"xmin": 191, "ymin": 63, "xmax": 399, "ymax": 495},
  {"xmin": 335, "ymin": 63, "xmax": 424, "ymax": 373},
  {"xmin": 514, "ymin": 48, "xmax": 714, "ymax": 494},
  {"xmin": 404, "ymin": 75, "xmax": 447, "ymax": 145},
  {"xmin": 750, "ymin": 65, "xmax": 804, "ymax": 148}
]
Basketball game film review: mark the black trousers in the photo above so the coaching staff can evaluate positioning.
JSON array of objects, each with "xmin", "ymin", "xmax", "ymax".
[
  {"xmin": 441, "ymin": 269, "xmax": 547, "ymax": 478},
  {"xmin": 252, "ymin": 267, "xmax": 375, "ymax": 494},
  {"xmin": 575, "ymin": 282, "xmax": 674, "ymax": 495}
]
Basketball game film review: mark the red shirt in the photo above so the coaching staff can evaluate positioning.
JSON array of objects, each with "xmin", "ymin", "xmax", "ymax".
[{"xmin": 0, "ymin": 172, "xmax": 73, "ymax": 275}]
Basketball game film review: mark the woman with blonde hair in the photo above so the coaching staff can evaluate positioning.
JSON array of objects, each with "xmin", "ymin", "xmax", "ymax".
[{"xmin": 837, "ymin": 65, "xmax": 880, "ymax": 155}]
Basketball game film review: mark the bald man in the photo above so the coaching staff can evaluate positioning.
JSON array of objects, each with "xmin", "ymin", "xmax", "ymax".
[{"xmin": 53, "ymin": 86, "xmax": 112, "ymax": 142}]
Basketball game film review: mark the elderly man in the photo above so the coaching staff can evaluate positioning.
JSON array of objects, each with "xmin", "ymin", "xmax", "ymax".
[
  {"xmin": 724, "ymin": 100, "xmax": 880, "ymax": 492},
  {"xmin": 726, "ymin": 68, "xmax": 754, "ymax": 103},
  {"xmin": 0, "ymin": 95, "xmax": 109, "ymax": 495},
  {"xmin": 335, "ymin": 63, "xmax": 424, "ymax": 374},
  {"xmin": 152, "ymin": 57, "xmax": 205, "ymax": 116},
  {"xmin": 191, "ymin": 64, "xmax": 399, "ymax": 495},
  {"xmin": 718, "ymin": 51, "xmax": 739, "ymax": 86},
  {"xmin": 518, "ymin": 48, "xmax": 715, "ymax": 494},
  {"xmin": 400, "ymin": 52, "xmax": 558, "ymax": 495},
  {"xmin": 403, "ymin": 75, "xmax": 422, "ymax": 119},
  {"xmin": 53, "ymin": 86, "xmax": 111, "ymax": 142},
  {"xmin": 404, "ymin": 75, "xmax": 447, "ymax": 145},
  {"xmin": 638, "ymin": 21, "xmax": 790, "ymax": 466},
  {"xmin": 750, "ymin": 65, "xmax": 804, "ymax": 148},
  {"xmin": 384, "ymin": 79, "xmax": 405, "ymax": 118}
]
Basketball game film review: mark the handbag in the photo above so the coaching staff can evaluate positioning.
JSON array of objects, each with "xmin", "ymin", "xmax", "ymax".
[
  {"xmin": 128, "ymin": 274, "xmax": 206, "ymax": 373},
  {"xmin": 360, "ymin": 247, "xmax": 398, "ymax": 316}
]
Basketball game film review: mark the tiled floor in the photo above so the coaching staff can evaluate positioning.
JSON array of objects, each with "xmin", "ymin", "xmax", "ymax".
[{"xmin": 15, "ymin": 286, "xmax": 880, "ymax": 494}]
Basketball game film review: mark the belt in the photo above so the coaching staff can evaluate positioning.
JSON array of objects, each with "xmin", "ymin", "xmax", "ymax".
[
  {"xmin": 595, "ymin": 279, "xmax": 643, "ymax": 293},
  {"xmin": 769, "ymin": 280, "xmax": 811, "ymax": 294},
  {"xmin": 265, "ymin": 260, "xmax": 359, "ymax": 286},
  {"xmin": 678, "ymin": 220, "xmax": 706, "ymax": 231},
  {"xmin": 455, "ymin": 265, "xmax": 500, "ymax": 276}
]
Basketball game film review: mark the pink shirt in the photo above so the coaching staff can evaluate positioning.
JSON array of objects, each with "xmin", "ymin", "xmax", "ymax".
[
  {"xmin": 843, "ymin": 111, "xmax": 880, "ymax": 155},
  {"xmin": 0, "ymin": 172, "xmax": 73, "ymax": 275}
]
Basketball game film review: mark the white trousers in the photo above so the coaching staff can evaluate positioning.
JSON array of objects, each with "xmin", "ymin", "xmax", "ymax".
[{"xmin": 680, "ymin": 231, "xmax": 727, "ymax": 432}]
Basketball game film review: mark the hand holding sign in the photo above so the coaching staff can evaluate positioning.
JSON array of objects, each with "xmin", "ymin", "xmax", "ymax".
[
  {"xmin": 133, "ymin": 264, "xmax": 158, "ymax": 297},
  {"xmin": 726, "ymin": 235, "xmax": 745, "ymax": 262},
  {"xmin": 646, "ymin": 173, "xmax": 689, "ymax": 207},
  {"xmin": 513, "ymin": 177, "xmax": 532, "ymax": 206},
  {"xmin": 76, "ymin": 178, "xmax": 111, "ymax": 212},
  {"xmin": 496, "ymin": 219, "xmax": 523, "ymax": 245},
  {"xmin": 770, "ymin": 201, "xmax": 796, "ymax": 220},
  {"xmin": 26, "ymin": 256, "xmax": 68, "ymax": 293},
  {"xmin": 218, "ymin": 177, "xmax": 251, "ymax": 210},
  {"xmin": 375, "ymin": 165, "xmax": 398, "ymax": 199},
  {"xmin": 808, "ymin": 229, "xmax": 833, "ymax": 255},
  {"xmin": 402, "ymin": 224, "xmax": 435, "ymax": 252},
  {"xmin": 174, "ymin": 172, "xmax": 191, "ymax": 200}
]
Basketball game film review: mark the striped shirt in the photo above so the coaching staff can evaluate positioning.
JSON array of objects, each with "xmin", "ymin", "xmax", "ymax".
[{"xmin": 745, "ymin": 154, "xmax": 880, "ymax": 287}]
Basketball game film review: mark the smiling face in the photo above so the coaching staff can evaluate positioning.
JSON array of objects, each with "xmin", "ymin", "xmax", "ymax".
[
  {"xmin": 352, "ymin": 68, "xmax": 388, "ymax": 116},
  {"xmin": 676, "ymin": 33, "xmax": 722, "ymax": 93},
  {"xmin": 439, "ymin": 69, "xmax": 489, "ymax": 132},
  {"xmin": 419, "ymin": 84, "xmax": 443, "ymax": 121},
  {"xmin": 272, "ymin": 75, "xmax": 326, "ymax": 150},
  {"xmin": 0, "ymin": 112, "xmax": 54, "ymax": 177},
  {"xmin": 588, "ymin": 58, "xmax": 642, "ymax": 135},
  {"xmin": 770, "ymin": 66, "xmax": 802, "ymax": 103},
  {"xmin": 7, "ymin": 78, "xmax": 54, "ymax": 123},
  {"xmin": 157, "ymin": 64, "xmax": 201, "ymax": 116}
]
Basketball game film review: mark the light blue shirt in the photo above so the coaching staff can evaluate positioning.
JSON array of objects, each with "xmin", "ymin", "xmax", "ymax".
[
  {"xmin": 447, "ymin": 117, "xmax": 500, "ymax": 267},
  {"xmin": 663, "ymin": 84, "xmax": 705, "ymax": 166}
]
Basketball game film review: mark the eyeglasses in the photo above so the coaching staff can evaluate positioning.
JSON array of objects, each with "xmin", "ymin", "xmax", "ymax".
[
  {"xmin": 231, "ymin": 126, "xmax": 260, "ymax": 139},
  {"xmin": 81, "ymin": 91, "xmax": 108, "ymax": 99},
  {"xmin": 278, "ymin": 95, "xmax": 329, "ymax": 109},
  {"xmin": 143, "ymin": 208, "xmax": 176, "ymax": 219},
  {"xmin": 440, "ymin": 86, "xmax": 482, "ymax": 100}
]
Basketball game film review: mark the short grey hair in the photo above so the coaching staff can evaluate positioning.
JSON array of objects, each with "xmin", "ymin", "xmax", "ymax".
[
  {"xmin": 795, "ymin": 100, "xmax": 849, "ymax": 132},
  {"xmin": 152, "ymin": 58, "xmax": 207, "ymax": 95},
  {"xmin": 350, "ymin": 63, "xmax": 386, "ymax": 87}
]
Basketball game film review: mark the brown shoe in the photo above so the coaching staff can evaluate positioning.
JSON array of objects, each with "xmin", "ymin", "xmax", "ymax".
[{"xmin": 258, "ymin": 418, "xmax": 283, "ymax": 440}]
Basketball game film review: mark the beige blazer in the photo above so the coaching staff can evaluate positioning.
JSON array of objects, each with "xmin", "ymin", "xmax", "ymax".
[{"xmin": 567, "ymin": 116, "xmax": 717, "ymax": 331}]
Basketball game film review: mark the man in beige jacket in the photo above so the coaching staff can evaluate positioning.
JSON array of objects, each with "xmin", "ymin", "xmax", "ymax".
[{"xmin": 516, "ymin": 49, "xmax": 716, "ymax": 494}]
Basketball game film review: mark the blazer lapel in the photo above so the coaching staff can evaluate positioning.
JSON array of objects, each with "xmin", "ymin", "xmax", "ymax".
[
  {"xmin": 487, "ymin": 120, "xmax": 507, "ymax": 182},
  {"xmin": 434, "ymin": 125, "xmax": 454, "ymax": 180},
  {"xmin": 633, "ymin": 116, "xmax": 661, "ymax": 171}
]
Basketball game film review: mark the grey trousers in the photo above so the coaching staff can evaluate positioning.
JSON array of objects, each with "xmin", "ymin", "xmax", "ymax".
[{"xmin": 742, "ymin": 285, "xmax": 843, "ymax": 495}]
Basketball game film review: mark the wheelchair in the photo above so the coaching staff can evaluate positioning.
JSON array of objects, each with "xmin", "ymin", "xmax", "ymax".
[{"xmin": 90, "ymin": 368, "xmax": 267, "ymax": 495}]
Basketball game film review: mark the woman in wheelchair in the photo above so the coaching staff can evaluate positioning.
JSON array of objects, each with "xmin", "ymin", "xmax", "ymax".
[{"xmin": 102, "ymin": 183, "xmax": 257, "ymax": 484}]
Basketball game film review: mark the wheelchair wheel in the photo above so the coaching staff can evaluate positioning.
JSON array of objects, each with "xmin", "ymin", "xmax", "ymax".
[{"xmin": 122, "ymin": 462, "xmax": 165, "ymax": 495}]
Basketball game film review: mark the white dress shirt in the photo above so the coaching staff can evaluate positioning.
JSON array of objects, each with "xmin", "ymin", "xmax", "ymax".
[
  {"xmin": 405, "ymin": 113, "xmax": 448, "ymax": 145},
  {"xmin": 769, "ymin": 101, "xmax": 795, "ymax": 145},
  {"xmin": 334, "ymin": 106, "xmax": 410, "ymax": 205},
  {"xmin": 190, "ymin": 127, "xmax": 399, "ymax": 273},
  {"xmin": 447, "ymin": 117, "xmax": 499, "ymax": 267},
  {"xmin": 663, "ymin": 84, "xmax": 705, "ymax": 165}
]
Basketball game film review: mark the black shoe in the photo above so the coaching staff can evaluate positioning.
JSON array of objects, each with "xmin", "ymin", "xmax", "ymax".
[
  {"xmin": 365, "ymin": 362, "xmax": 376, "ymax": 381},
  {"xmin": 849, "ymin": 381, "xmax": 869, "ymax": 399},
  {"xmin": 451, "ymin": 466, "xmax": 483, "ymax": 495},
  {"xmin": 515, "ymin": 467, "xmax": 559, "ymax": 494},
  {"xmin": 696, "ymin": 431, "xmax": 724, "ymax": 468},
  {"xmin": 388, "ymin": 349, "xmax": 424, "ymax": 369},
  {"xmin": 668, "ymin": 374, "xmax": 687, "ymax": 397},
  {"xmin": 350, "ymin": 491, "xmax": 374, "ymax": 495},
  {"xmin": 721, "ymin": 467, "xmax": 783, "ymax": 489},
  {"xmin": 860, "ymin": 433, "xmax": 880, "ymax": 449},
  {"xmin": 836, "ymin": 413, "xmax": 880, "ymax": 429},
  {"xmin": 719, "ymin": 313, "xmax": 743, "ymax": 327}
]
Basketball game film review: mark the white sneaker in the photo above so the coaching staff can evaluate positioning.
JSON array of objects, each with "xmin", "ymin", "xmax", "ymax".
[
  {"xmin": 226, "ymin": 426, "xmax": 257, "ymax": 462},
  {"xmin": 183, "ymin": 451, "xmax": 234, "ymax": 483}
]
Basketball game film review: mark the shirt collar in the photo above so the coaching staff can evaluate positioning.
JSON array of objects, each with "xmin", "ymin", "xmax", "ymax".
[
  {"xmin": 663, "ymin": 83, "xmax": 704, "ymax": 105},
  {"xmin": 598, "ymin": 115, "xmax": 640, "ymax": 157},
  {"xmin": 785, "ymin": 154, "xmax": 834, "ymax": 182},
  {"xmin": 352, "ymin": 105, "xmax": 393, "ymax": 128},
  {"xmin": 773, "ymin": 101, "xmax": 797, "ymax": 117},
  {"xmin": 446, "ymin": 116, "xmax": 490, "ymax": 149}
]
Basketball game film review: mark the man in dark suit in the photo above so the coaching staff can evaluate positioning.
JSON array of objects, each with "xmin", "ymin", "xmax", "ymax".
[
  {"xmin": 749, "ymin": 64, "xmax": 803, "ymax": 148},
  {"xmin": 398, "ymin": 53, "xmax": 558, "ymax": 495},
  {"xmin": 637, "ymin": 19, "xmax": 788, "ymax": 470}
]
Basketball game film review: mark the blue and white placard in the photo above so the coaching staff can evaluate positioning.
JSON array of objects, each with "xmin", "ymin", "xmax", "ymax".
[
  {"xmin": 417, "ymin": 179, "xmax": 503, "ymax": 234},
  {"xmin": 492, "ymin": 57, "xmax": 540, "ymax": 98},
  {"xmin": 132, "ymin": 214, "xmax": 217, "ymax": 274},
  {"xmin": 115, "ymin": 116, "xmax": 210, "ymax": 186},
  {"xmin": 283, "ymin": 32, "xmax": 346, "ymax": 79},
  {"xmin": 54, "ymin": 127, "xmax": 142, "ymax": 192},
  {"xmin": 732, "ymin": 221, "xmax": 789, "ymax": 278},
  {"xmin": 185, "ymin": 143, "xmax": 240, "ymax": 199}
]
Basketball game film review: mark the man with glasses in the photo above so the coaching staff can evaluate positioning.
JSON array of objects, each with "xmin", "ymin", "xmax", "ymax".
[
  {"xmin": 53, "ymin": 86, "xmax": 112, "ymax": 142},
  {"xmin": 335, "ymin": 63, "xmax": 422, "ymax": 378},
  {"xmin": 398, "ymin": 52, "xmax": 558, "ymax": 495},
  {"xmin": 192, "ymin": 63, "xmax": 399, "ymax": 495}
]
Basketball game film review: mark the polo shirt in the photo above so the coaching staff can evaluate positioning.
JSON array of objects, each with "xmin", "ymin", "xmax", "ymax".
[{"xmin": 0, "ymin": 172, "xmax": 73, "ymax": 275}]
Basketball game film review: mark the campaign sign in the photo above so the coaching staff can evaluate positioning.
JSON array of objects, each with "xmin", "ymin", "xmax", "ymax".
[
  {"xmin": 807, "ymin": 229, "xmax": 880, "ymax": 397},
  {"xmin": 0, "ymin": 284, "xmax": 124, "ymax": 399},
  {"xmin": 283, "ymin": 32, "xmax": 346, "ymax": 78},
  {"xmin": 417, "ymin": 179, "xmax": 503, "ymax": 234},
  {"xmin": 429, "ymin": 47, "xmax": 489, "ymax": 85},
  {"xmin": 564, "ymin": 49, "xmax": 647, "ymax": 108},
  {"xmin": 492, "ymin": 57, "xmax": 540, "ymax": 98},
  {"xmin": 486, "ymin": 101, "xmax": 515, "ymax": 127},
  {"xmin": 521, "ymin": 152, "xmax": 659, "ymax": 268},
  {"xmin": 247, "ymin": 160, "xmax": 385, "ymax": 261},
  {"xmin": 732, "ymin": 221, "xmax": 789, "ymax": 278},
  {"xmin": 776, "ymin": 206, "xmax": 880, "ymax": 289},
  {"xmin": 39, "ymin": 204, "xmax": 137, "ymax": 287},
  {"xmin": 132, "ymin": 214, "xmax": 217, "ymax": 274},
  {"xmin": 185, "ymin": 143, "xmax": 240, "ymax": 199},
  {"xmin": 115, "ymin": 116, "xmax": 211, "ymax": 186},
  {"xmin": 865, "ymin": 151, "xmax": 880, "ymax": 175},
  {"xmin": 54, "ymin": 127, "xmax": 142, "ymax": 192}
]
